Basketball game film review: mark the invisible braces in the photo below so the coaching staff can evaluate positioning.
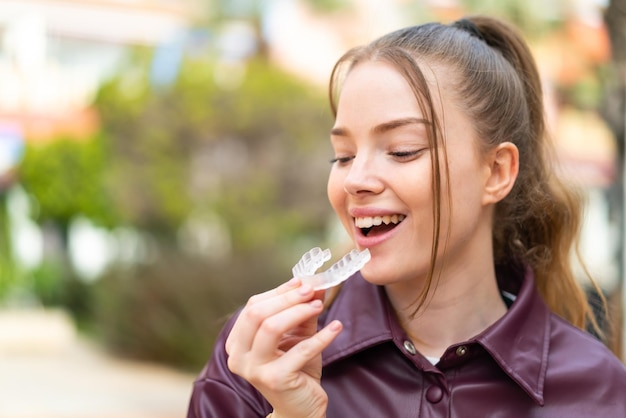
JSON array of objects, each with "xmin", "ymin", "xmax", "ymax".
[{"xmin": 292, "ymin": 247, "xmax": 371, "ymax": 290}]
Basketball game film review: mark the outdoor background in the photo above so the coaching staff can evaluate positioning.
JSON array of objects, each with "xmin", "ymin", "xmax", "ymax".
[{"xmin": 0, "ymin": 0, "xmax": 625, "ymax": 417}]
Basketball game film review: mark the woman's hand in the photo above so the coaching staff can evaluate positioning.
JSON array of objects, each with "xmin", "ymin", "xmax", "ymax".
[{"xmin": 225, "ymin": 278, "xmax": 343, "ymax": 418}]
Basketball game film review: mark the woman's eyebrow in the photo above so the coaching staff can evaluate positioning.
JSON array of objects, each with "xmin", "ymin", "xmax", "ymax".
[
  {"xmin": 330, "ymin": 117, "xmax": 429, "ymax": 138},
  {"xmin": 371, "ymin": 117, "xmax": 430, "ymax": 135}
]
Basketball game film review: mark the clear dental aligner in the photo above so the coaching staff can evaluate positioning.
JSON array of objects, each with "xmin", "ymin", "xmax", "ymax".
[
  {"xmin": 292, "ymin": 247, "xmax": 332, "ymax": 278},
  {"xmin": 292, "ymin": 247, "xmax": 371, "ymax": 291}
]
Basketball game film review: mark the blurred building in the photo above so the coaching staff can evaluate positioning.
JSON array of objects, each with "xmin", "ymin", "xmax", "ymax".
[{"xmin": 0, "ymin": 0, "xmax": 198, "ymax": 142}]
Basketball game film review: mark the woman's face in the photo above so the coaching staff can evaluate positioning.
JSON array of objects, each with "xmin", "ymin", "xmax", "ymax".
[{"xmin": 327, "ymin": 60, "xmax": 493, "ymax": 287}]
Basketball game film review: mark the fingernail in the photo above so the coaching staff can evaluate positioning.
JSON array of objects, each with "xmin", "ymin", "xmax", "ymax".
[
  {"xmin": 309, "ymin": 299, "xmax": 323, "ymax": 309},
  {"xmin": 285, "ymin": 277, "xmax": 299, "ymax": 287},
  {"xmin": 329, "ymin": 320, "xmax": 342, "ymax": 332}
]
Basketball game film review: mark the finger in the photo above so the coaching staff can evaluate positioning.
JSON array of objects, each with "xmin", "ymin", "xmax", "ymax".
[
  {"xmin": 276, "ymin": 277, "xmax": 303, "ymax": 295},
  {"xmin": 274, "ymin": 320, "xmax": 343, "ymax": 371},
  {"xmin": 226, "ymin": 278, "xmax": 301, "ymax": 356},
  {"xmin": 251, "ymin": 299, "xmax": 325, "ymax": 358},
  {"xmin": 226, "ymin": 283, "xmax": 315, "ymax": 355},
  {"xmin": 247, "ymin": 277, "xmax": 302, "ymax": 305},
  {"xmin": 229, "ymin": 299, "xmax": 324, "ymax": 377},
  {"xmin": 312, "ymin": 289, "xmax": 326, "ymax": 302}
]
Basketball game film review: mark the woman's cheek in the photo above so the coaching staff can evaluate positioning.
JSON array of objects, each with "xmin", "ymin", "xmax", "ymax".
[{"xmin": 327, "ymin": 171, "xmax": 344, "ymax": 211}]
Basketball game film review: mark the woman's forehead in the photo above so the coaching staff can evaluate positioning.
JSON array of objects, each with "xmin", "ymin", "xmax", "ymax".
[
  {"xmin": 338, "ymin": 60, "xmax": 456, "ymax": 122},
  {"xmin": 340, "ymin": 62, "xmax": 421, "ymax": 104},
  {"xmin": 336, "ymin": 58, "xmax": 478, "ymax": 149}
]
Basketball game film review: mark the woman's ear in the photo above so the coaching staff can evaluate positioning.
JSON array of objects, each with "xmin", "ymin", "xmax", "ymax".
[{"xmin": 482, "ymin": 142, "xmax": 519, "ymax": 205}]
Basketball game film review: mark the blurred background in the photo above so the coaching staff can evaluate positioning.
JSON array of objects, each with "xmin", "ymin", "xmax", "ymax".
[{"xmin": 0, "ymin": 0, "xmax": 624, "ymax": 417}]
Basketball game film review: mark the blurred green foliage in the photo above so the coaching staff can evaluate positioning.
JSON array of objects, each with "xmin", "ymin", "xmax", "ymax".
[
  {"xmin": 16, "ymin": 137, "xmax": 115, "ymax": 307},
  {"xmin": 0, "ymin": 193, "xmax": 16, "ymax": 297},
  {"xmin": 20, "ymin": 136, "xmax": 117, "ymax": 230},
  {"xmin": 94, "ymin": 53, "xmax": 333, "ymax": 245},
  {"xmin": 17, "ymin": 47, "xmax": 335, "ymax": 370},
  {"xmin": 92, "ymin": 250, "xmax": 281, "ymax": 370}
]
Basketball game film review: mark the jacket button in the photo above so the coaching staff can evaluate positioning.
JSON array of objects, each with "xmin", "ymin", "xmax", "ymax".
[
  {"xmin": 426, "ymin": 385, "xmax": 443, "ymax": 403},
  {"xmin": 456, "ymin": 345, "xmax": 468, "ymax": 357},
  {"xmin": 403, "ymin": 340, "xmax": 416, "ymax": 355}
]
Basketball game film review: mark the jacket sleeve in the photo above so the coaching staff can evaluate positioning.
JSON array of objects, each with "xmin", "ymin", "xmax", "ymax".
[{"xmin": 187, "ymin": 311, "xmax": 272, "ymax": 418}]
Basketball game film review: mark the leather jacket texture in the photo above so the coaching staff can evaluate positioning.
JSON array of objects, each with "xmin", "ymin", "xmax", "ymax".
[{"xmin": 187, "ymin": 264, "xmax": 626, "ymax": 417}]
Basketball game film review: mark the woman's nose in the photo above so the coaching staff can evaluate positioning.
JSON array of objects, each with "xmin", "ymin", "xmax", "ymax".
[{"xmin": 343, "ymin": 155, "xmax": 383, "ymax": 195}]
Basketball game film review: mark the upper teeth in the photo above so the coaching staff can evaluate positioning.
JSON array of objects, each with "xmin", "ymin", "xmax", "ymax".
[{"xmin": 355, "ymin": 214, "xmax": 405, "ymax": 228}]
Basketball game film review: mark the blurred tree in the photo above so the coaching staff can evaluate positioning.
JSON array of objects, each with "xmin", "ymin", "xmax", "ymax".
[
  {"xmin": 95, "ymin": 53, "xmax": 332, "ymax": 252},
  {"xmin": 0, "ymin": 192, "xmax": 15, "ymax": 297},
  {"xmin": 17, "ymin": 136, "xmax": 115, "ymax": 309},
  {"xmin": 19, "ymin": 137, "xmax": 117, "ymax": 232},
  {"xmin": 84, "ymin": 47, "xmax": 335, "ymax": 368}
]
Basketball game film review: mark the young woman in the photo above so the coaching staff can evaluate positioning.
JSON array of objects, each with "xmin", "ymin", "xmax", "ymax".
[{"xmin": 187, "ymin": 15, "xmax": 626, "ymax": 417}]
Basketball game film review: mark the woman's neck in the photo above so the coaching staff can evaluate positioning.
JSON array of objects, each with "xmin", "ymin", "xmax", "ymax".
[{"xmin": 385, "ymin": 261, "xmax": 508, "ymax": 359}]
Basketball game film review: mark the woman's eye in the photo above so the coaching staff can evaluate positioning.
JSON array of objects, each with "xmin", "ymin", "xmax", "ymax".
[
  {"xmin": 329, "ymin": 156, "xmax": 354, "ymax": 165},
  {"xmin": 390, "ymin": 150, "xmax": 423, "ymax": 160}
]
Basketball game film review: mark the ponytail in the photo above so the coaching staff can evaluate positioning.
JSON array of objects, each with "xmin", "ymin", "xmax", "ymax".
[{"xmin": 462, "ymin": 16, "xmax": 607, "ymax": 341}]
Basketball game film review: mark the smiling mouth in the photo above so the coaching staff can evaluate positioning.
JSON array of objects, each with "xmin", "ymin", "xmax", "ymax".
[{"xmin": 355, "ymin": 214, "xmax": 405, "ymax": 237}]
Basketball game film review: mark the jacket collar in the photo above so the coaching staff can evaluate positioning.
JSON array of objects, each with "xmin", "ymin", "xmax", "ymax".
[
  {"xmin": 321, "ymin": 272, "xmax": 394, "ymax": 366},
  {"xmin": 475, "ymin": 264, "xmax": 550, "ymax": 405},
  {"xmin": 320, "ymin": 265, "xmax": 550, "ymax": 405}
]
